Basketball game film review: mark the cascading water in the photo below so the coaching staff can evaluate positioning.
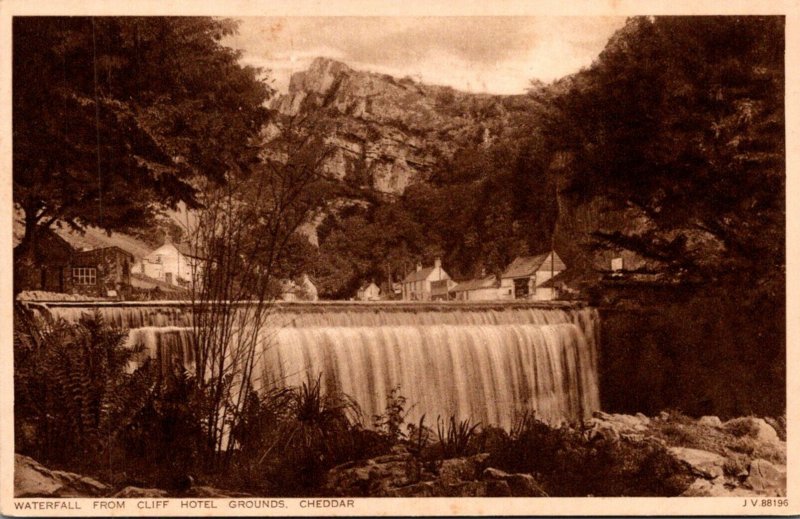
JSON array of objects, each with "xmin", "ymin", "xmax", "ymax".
[{"xmin": 37, "ymin": 302, "xmax": 600, "ymax": 429}]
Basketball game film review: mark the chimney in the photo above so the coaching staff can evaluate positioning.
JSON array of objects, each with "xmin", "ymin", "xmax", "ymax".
[
  {"xmin": 416, "ymin": 262, "xmax": 422, "ymax": 272},
  {"xmin": 434, "ymin": 257, "xmax": 442, "ymax": 269}
]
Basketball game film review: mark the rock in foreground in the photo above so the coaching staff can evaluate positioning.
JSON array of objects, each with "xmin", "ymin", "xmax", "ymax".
[{"xmin": 14, "ymin": 454, "xmax": 109, "ymax": 498}]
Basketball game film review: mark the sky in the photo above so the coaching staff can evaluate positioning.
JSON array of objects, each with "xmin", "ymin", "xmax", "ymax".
[{"xmin": 223, "ymin": 17, "xmax": 627, "ymax": 95}]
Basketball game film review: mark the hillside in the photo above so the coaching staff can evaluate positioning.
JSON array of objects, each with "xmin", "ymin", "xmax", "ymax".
[
  {"xmin": 269, "ymin": 57, "xmax": 540, "ymax": 196},
  {"xmin": 266, "ymin": 57, "xmax": 645, "ymax": 297}
]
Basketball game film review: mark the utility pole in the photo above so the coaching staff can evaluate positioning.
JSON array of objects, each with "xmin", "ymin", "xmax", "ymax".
[{"xmin": 551, "ymin": 176, "xmax": 560, "ymax": 298}]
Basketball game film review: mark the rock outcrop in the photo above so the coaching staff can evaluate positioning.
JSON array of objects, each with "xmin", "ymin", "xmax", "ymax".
[
  {"xmin": 14, "ymin": 454, "xmax": 243, "ymax": 499},
  {"xmin": 584, "ymin": 412, "xmax": 787, "ymax": 497},
  {"xmin": 14, "ymin": 454, "xmax": 109, "ymax": 498},
  {"xmin": 269, "ymin": 57, "xmax": 537, "ymax": 197},
  {"xmin": 323, "ymin": 451, "xmax": 547, "ymax": 497}
]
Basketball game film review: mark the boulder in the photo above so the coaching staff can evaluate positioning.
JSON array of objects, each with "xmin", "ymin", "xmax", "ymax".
[
  {"xmin": 382, "ymin": 481, "xmax": 438, "ymax": 497},
  {"xmin": 438, "ymin": 453, "xmax": 489, "ymax": 485},
  {"xmin": 745, "ymin": 459, "xmax": 786, "ymax": 496},
  {"xmin": 586, "ymin": 421, "xmax": 621, "ymax": 442},
  {"xmin": 324, "ymin": 453, "xmax": 423, "ymax": 496},
  {"xmin": 587, "ymin": 413, "xmax": 649, "ymax": 436},
  {"xmin": 184, "ymin": 485, "xmax": 250, "ymax": 498},
  {"xmin": 681, "ymin": 478, "xmax": 758, "ymax": 497},
  {"xmin": 698, "ymin": 416, "xmax": 723, "ymax": 428},
  {"xmin": 113, "ymin": 486, "xmax": 169, "ymax": 498},
  {"xmin": 14, "ymin": 454, "xmax": 109, "ymax": 498},
  {"xmin": 749, "ymin": 419, "xmax": 781, "ymax": 445},
  {"xmin": 482, "ymin": 467, "xmax": 547, "ymax": 497},
  {"xmin": 724, "ymin": 417, "xmax": 781, "ymax": 445},
  {"xmin": 668, "ymin": 447, "xmax": 726, "ymax": 479}
]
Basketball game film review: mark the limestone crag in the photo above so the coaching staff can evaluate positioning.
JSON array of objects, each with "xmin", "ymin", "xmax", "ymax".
[{"xmin": 269, "ymin": 57, "xmax": 536, "ymax": 196}]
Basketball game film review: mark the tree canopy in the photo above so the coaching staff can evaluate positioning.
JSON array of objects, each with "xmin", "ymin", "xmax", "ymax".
[
  {"xmin": 550, "ymin": 16, "xmax": 784, "ymax": 290},
  {"xmin": 13, "ymin": 17, "xmax": 271, "ymax": 249}
]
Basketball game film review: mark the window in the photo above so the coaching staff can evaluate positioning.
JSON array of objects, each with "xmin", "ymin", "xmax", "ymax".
[{"xmin": 73, "ymin": 267, "xmax": 96, "ymax": 285}]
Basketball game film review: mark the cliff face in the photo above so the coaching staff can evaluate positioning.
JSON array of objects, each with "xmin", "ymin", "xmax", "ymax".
[
  {"xmin": 269, "ymin": 57, "xmax": 535, "ymax": 195},
  {"xmin": 268, "ymin": 57, "xmax": 657, "ymax": 281}
]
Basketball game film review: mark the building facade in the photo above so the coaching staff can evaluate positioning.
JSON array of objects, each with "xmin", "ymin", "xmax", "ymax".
[
  {"xmin": 14, "ymin": 230, "xmax": 134, "ymax": 298},
  {"xmin": 500, "ymin": 251, "xmax": 566, "ymax": 301},
  {"xmin": 357, "ymin": 282, "xmax": 381, "ymax": 301},
  {"xmin": 133, "ymin": 237, "xmax": 197, "ymax": 288},
  {"xmin": 452, "ymin": 275, "xmax": 505, "ymax": 301},
  {"xmin": 400, "ymin": 258, "xmax": 451, "ymax": 301},
  {"xmin": 70, "ymin": 247, "xmax": 134, "ymax": 298}
]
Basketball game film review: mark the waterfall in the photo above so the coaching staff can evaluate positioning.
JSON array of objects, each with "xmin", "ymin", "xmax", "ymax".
[{"xmin": 37, "ymin": 302, "xmax": 601, "ymax": 429}]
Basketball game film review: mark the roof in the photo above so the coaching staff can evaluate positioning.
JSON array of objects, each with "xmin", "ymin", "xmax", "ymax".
[
  {"xmin": 537, "ymin": 271, "xmax": 568, "ymax": 288},
  {"xmin": 74, "ymin": 246, "xmax": 134, "ymax": 261},
  {"xmin": 175, "ymin": 241, "xmax": 202, "ymax": 258},
  {"xmin": 359, "ymin": 282, "xmax": 379, "ymax": 291},
  {"xmin": 130, "ymin": 273, "xmax": 188, "ymax": 293},
  {"xmin": 501, "ymin": 252, "xmax": 566, "ymax": 279},
  {"xmin": 402, "ymin": 267, "xmax": 435, "ymax": 283},
  {"xmin": 452, "ymin": 275, "xmax": 499, "ymax": 293}
]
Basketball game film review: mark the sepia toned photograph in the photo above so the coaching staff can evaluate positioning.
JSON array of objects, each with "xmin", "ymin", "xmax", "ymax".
[{"xmin": 1, "ymin": 2, "xmax": 794, "ymax": 516}]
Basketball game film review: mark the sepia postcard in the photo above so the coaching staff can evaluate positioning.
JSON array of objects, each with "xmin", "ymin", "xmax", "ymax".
[{"xmin": 1, "ymin": 0, "xmax": 798, "ymax": 516}]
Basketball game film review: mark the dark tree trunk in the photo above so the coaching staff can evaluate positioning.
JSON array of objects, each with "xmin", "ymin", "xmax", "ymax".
[{"xmin": 14, "ymin": 205, "xmax": 43, "ymax": 294}]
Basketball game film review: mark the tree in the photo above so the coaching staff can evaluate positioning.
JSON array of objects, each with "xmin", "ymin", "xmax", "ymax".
[
  {"xmin": 13, "ymin": 17, "xmax": 271, "ymax": 261},
  {"xmin": 551, "ymin": 16, "xmax": 784, "ymax": 290},
  {"xmin": 182, "ymin": 116, "xmax": 336, "ymax": 466}
]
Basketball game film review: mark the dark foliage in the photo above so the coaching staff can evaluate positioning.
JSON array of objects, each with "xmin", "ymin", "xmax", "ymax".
[
  {"xmin": 224, "ymin": 376, "xmax": 391, "ymax": 495},
  {"xmin": 487, "ymin": 415, "xmax": 694, "ymax": 497},
  {"xmin": 13, "ymin": 17, "xmax": 271, "ymax": 288},
  {"xmin": 552, "ymin": 16, "xmax": 784, "ymax": 288},
  {"xmin": 599, "ymin": 286, "xmax": 785, "ymax": 418},
  {"xmin": 436, "ymin": 416, "xmax": 481, "ymax": 459},
  {"xmin": 14, "ymin": 307, "xmax": 145, "ymax": 474},
  {"xmin": 116, "ymin": 361, "xmax": 208, "ymax": 489}
]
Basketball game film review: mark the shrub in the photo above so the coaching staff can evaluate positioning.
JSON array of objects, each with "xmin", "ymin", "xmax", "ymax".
[
  {"xmin": 116, "ymin": 360, "xmax": 209, "ymax": 489},
  {"xmin": 487, "ymin": 415, "xmax": 694, "ymax": 496},
  {"xmin": 723, "ymin": 417, "xmax": 761, "ymax": 438},
  {"xmin": 226, "ymin": 375, "xmax": 391, "ymax": 495},
  {"xmin": 14, "ymin": 307, "xmax": 146, "ymax": 474},
  {"xmin": 373, "ymin": 386, "xmax": 408, "ymax": 443},
  {"xmin": 764, "ymin": 415, "xmax": 786, "ymax": 441},
  {"xmin": 659, "ymin": 423, "xmax": 694, "ymax": 445},
  {"xmin": 436, "ymin": 416, "xmax": 481, "ymax": 459},
  {"xmin": 723, "ymin": 453, "xmax": 750, "ymax": 478}
]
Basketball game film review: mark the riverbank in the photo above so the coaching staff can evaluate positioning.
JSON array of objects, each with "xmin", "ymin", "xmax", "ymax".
[{"xmin": 15, "ymin": 410, "xmax": 785, "ymax": 498}]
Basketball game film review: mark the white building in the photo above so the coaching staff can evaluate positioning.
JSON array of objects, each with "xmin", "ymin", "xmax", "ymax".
[
  {"xmin": 357, "ymin": 282, "xmax": 381, "ymax": 301},
  {"xmin": 452, "ymin": 275, "xmax": 504, "ymax": 301},
  {"xmin": 400, "ymin": 258, "xmax": 450, "ymax": 301},
  {"xmin": 500, "ymin": 251, "xmax": 566, "ymax": 301},
  {"xmin": 133, "ymin": 236, "xmax": 198, "ymax": 288}
]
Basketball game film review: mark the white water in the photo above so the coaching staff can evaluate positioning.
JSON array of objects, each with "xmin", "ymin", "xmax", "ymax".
[{"xmin": 42, "ymin": 303, "xmax": 601, "ymax": 429}]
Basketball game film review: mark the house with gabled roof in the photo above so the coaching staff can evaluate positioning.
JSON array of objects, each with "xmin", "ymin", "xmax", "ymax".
[
  {"xmin": 501, "ymin": 251, "xmax": 567, "ymax": 301},
  {"xmin": 357, "ymin": 281, "xmax": 381, "ymax": 301},
  {"xmin": 452, "ymin": 274, "xmax": 504, "ymax": 301},
  {"xmin": 133, "ymin": 235, "xmax": 199, "ymax": 288},
  {"xmin": 13, "ymin": 227, "xmax": 135, "ymax": 298},
  {"xmin": 401, "ymin": 257, "xmax": 451, "ymax": 301}
]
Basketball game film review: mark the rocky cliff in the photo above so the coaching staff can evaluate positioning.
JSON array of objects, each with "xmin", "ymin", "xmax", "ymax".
[
  {"xmin": 269, "ymin": 57, "xmax": 537, "ymax": 196},
  {"xmin": 268, "ymin": 57, "xmax": 653, "ymax": 282}
]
